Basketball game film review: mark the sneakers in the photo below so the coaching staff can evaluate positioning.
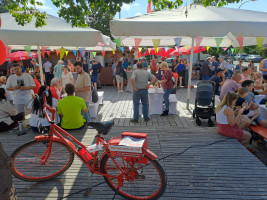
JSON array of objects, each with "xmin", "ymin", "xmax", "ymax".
[
  {"xmin": 118, "ymin": 90, "xmax": 124, "ymax": 93},
  {"xmin": 144, "ymin": 118, "xmax": 150, "ymax": 122},
  {"xmin": 130, "ymin": 119, "xmax": 139, "ymax": 123},
  {"xmin": 160, "ymin": 111, "xmax": 169, "ymax": 116}
]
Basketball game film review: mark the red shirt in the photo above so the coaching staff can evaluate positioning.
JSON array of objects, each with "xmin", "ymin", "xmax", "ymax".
[
  {"xmin": 33, "ymin": 78, "xmax": 41, "ymax": 94},
  {"xmin": 162, "ymin": 69, "xmax": 173, "ymax": 89},
  {"xmin": 151, "ymin": 60, "xmax": 157, "ymax": 71}
]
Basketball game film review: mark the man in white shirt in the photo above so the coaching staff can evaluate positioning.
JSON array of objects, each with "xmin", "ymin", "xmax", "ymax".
[
  {"xmin": 219, "ymin": 56, "xmax": 227, "ymax": 74},
  {"xmin": 6, "ymin": 63, "xmax": 36, "ymax": 118},
  {"xmin": 43, "ymin": 58, "xmax": 52, "ymax": 85}
]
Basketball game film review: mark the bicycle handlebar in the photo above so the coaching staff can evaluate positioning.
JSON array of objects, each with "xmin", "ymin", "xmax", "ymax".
[{"xmin": 42, "ymin": 89, "xmax": 56, "ymax": 123}]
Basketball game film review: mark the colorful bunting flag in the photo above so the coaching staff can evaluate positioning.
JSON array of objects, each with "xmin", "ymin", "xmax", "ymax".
[
  {"xmin": 156, "ymin": 48, "xmax": 159, "ymax": 53},
  {"xmin": 97, "ymin": 43, "xmax": 104, "ymax": 47},
  {"xmin": 93, "ymin": 52, "xmax": 96, "ymax": 57},
  {"xmin": 129, "ymin": 46, "xmax": 132, "ymax": 52},
  {"xmin": 195, "ymin": 37, "xmax": 203, "ymax": 48},
  {"xmin": 101, "ymin": 51, "xmax": 105, "ymax": 56},
  {"xmin": 73, "ymin": 50, "xmax": 77, "ymax": 56},
  {"xmin": 138, "ymin": 51, "xmax": 141, "ymax": 58},
  {"xmin": 175, "ymin": 46, "xmax": 179, "ymax": 52},
  {"xmin": 79, "ymin": 48, "xmax": 86, "ymax": 58},
  {"xmin": 112, "ymin": 50, "xmax": 115, "ymax": 54},
  {"xmin": 164, "ymin": 47, "xmax": 168, "ymax": 52},
  {"xmin": 152, "ymin": 39, "xmax": 160, "ymax": 49},
  {"xmin": 30, "ymin": 52, "xmax": 32, "ymax": 58},
  {"xmin": 114, "ymin": 38, "xmax": 121, "ymax": 48},
  {"xmin": 185, "ymin": 46, "xmax": 189, "ymax": 50},
  {"xmin": 41, "ymin": 46, "xmax": 47, "ymax": 58},
  {"xmin": 120, "ymin": 47, "xmax": 124, "ymax": 53},
  {"xmin": 147, "ymin": 1, "xmax": 151, "ymax": 13},
  {"xmin": 56, "ymin": 49, "xmax": 59, "ymax": 56},
  {"xmin": 46, "ymin": 51, "xmax": 51, "ymax": 56},
  {"xmin": 24, "ymin": 45, "xmax": 31, "ymax": 56},
  {"xmin": 256, "ymin": 37, "xmax": 264, "ymax": 48},
  {"xmin": 65, "ymin": 51, "xmax": 69, "ymax": 56},
  {"xmin": 134, "ymin": 38, "xmax": 142, "ymax": 51},
  {"xmin": 148, "ymin": 48, "xmax": 152, "ymax": 53},
  {"xmin": 206, "ymin": 46, "xmax": 210, "ymax": 52},
  {"xmin": 138, "ymin": 47, "xmax": 142, "ymax": 52},
  {"xmin": 173, "ymin": 38, "xmax": 182, "ymax": 48},
  {"xmin": 59, "ymin": 48, "xmax": 65, "ymax": 60},
  {"xmin": 223, "ymin": 48, "xmax": 227, "ymax": 51},
  {"xmin": 236, "ymin": 36, "xmax": 244, "ymax": 49},
  {"xmin": 231, "ymin": 48, "xmax": 235, "ymax": 54},
  {"xmin": 215, "ymin": 38, "xmax": 223, "ymax": 48}
]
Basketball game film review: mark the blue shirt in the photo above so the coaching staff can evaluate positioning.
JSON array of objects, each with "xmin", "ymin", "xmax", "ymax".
[
  {"xmin": 212, "ymin": 61, "xmax": 219, "ymax": 71},
  {"xmin": 123, "ymin": 58, "xmax": 129, "ymax": 69},
  {"xmin": 21, "ymin": 66, "xmax": 25, "ymax": 73},
  {"xmin": 263, "ymin": 59, "xmax": 267, "ymax": 75},
  {"xmin": 176, "ymin": 64, "xmax": 186, "ymax": 72},
  {"xmin": 92, "ymin": 64, "xmax": 99, "ymax": 76},
  {"xmin": 158, "ymin": 68, "xmax": 165, "ymax": 80},
  {"xmin": 142, "ymin": 62, "xmax": 148, "ymax": 69},
  {"xmin": 83, "ymin": 63, "xmax": 89, "ymax": 73},
  {"xmin": 210, "ymin": 74, "xmax": 222, "ymax": 94},
  {"xmin": 244, "ymin": 92, "xmax": 255, "ymax": 104},
  {"xmin": 236, "ymin": 97, "xmax": 249, "ymax": 115}
]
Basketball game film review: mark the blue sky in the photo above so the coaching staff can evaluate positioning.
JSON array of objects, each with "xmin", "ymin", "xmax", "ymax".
[{"xmin": 39, "ymin": 0, "xmax": 267, "ymax": 18}]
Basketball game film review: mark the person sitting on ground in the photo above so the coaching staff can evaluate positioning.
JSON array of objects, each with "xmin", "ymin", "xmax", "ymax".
[
  {"xmin": 210, "ymin": 68, "xmax": 225, "ymax": 95},
  {"xmin": 242, "ymin": 80, "xmax": 267, "ymax": 128},
  {"xmin": 158, "ymin": 62, "xmax": 173, "ymax": 116},
  {"xmin": 0, "ymin": 76, "xmax": 13, "ymax": 102},
  {"xmin": 28, "ymin": 86, "xmax": 59, "ymax": 132},
  {"xmin": 219, "ymin": 72, "xmax": 241, "ymax": 101},
  {"xmin": 58, "ymin": 83, "xmax": 87, "ymax": 130},
  {"xmin": 50, "ymin": 78, "xmax": 61, "ymax": 100},
  {"xmin": 0, "ymin": 88, "xmax": 23, "ymax": 132},
  {"xmin": 216, "ymin": 92, "xmax": 251, "ymax": 145},
  {"xmin": 236, "ymin": 88, "xmax": 260, "ymax": 122},
  {"xmin": 60, "ymin": 66, "xmax": 73, "ymax": 92},
  {"xmin": 239, "ymin": 67, "xmax": 251, "ymax": 84}
]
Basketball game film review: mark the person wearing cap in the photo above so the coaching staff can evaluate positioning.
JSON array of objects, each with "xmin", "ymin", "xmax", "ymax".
[
  {"xmin": 210, "ymin": 68, "xmax": 225, "ymax": 95},
  {"xmin": 219, "ymin": 56, "xmax": 227, "ymax": 74},
  {"xmin": 54, "ymin": 60, "xmax": 64, "ymax": 82}
]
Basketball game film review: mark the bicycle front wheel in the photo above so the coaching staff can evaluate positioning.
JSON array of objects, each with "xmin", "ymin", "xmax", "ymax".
[
  {"xmin": 11, "ymin": 140, "xmax": 74, "ymax": 182},
  {"xmin": 100, "ymin": 154, "xmax": 167, "ymax": 200}
]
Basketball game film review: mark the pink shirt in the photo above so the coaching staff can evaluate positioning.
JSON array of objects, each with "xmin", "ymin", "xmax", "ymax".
[{"xmin": 219, "ymin": 79, "xmax": 240, "ymax": 101}]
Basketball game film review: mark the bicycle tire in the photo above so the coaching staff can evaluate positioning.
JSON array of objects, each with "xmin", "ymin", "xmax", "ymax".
[
  {"xmin": 100, "ymin": 154, "xmax": 167, "ymax": 200},
  {"xmin": 11, "ymin": 140, "xmax": 74, "ymax": 182}
]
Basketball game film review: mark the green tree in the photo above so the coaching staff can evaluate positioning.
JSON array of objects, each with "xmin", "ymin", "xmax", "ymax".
[
  {"xmin": 6, "ymin": 0, "xmax": 244, "ymax": 28},
  {"xmin": 0, "ymin": 0, "xmax": 9, "ymax": 13}
]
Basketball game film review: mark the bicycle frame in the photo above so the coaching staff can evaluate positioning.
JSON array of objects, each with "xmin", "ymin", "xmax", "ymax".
[{"xmin": 35, "ymin": 95, "xmax": 124, "ymax": 179}]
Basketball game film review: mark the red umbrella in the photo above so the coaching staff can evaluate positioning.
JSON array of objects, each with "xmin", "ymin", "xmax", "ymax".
[
  {"xmin": 6, "ymin": 51, "xmax": 38, "ymax": 62},
  {"xmin": 169, "ymin": 46, "xmax": 206, "ymax": 56}
]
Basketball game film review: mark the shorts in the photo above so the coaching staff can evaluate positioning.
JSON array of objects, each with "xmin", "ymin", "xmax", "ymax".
[
  {"xmin": 91, "ymin": 75, "xmax": 97, "ymax": 83},
  {"xmin": 116, "ymin": 75, "xmax": 123, "ymax": 83},
  {"xmin": 246, "ymin": 110, "xmax": 255, "ymax": 118},
  {"xmin": 113, "ymin": 75, "xmax": 116, "ymax": 80},
  {"xmin": 173, "ymin": 72, "xmax": 178, "ymax": 78},
  {"xmin": 178, "ymin": 72, "xmax": 183, "ymax": 77},
  {"xmin": 217, "ymin": 123, "xmax": 244, "ymax": 141},
  {"xmin": 15, "ymin": 104, "xmax": 27, "ymax": 113}
]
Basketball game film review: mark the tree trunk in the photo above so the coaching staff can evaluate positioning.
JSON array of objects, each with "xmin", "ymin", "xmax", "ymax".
[{"xmin": 0, "ymin": 142, "xmax": 18, "ymax": 200}]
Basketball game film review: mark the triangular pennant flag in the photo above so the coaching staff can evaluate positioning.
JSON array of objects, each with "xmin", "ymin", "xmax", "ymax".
[
  {"xmin": 79, "ymin": 48, "xmax": 86, "ymax": 58},
  {"xmin": 101, "ymin": 51, "xmax": 105, "ymax": 56},
  {"xmin": 82, "ymin": 51, "xmax": 86, "ymax": 58},
  {"xmin": 164, "ymin": 47, "xmax": 168, "ymax": 52},
  {"xmin": 41, "ymin": 46, "xmax": 47, "ymax": 58},
  {"xmin": 65, "ymin": 51, "xmax": 69, "ymax": 56},
  {"xmin": 175, "ymin": 46, "xmax": 179, "ymax": 52},
  {"xmin": 97, "ymin": 43, "xmax": 104, "ymax": 47},
  {"xmin": 46, "ymin": 51, "xmax": 51, "ymax": 56},
  {"xmin": 120, "ymin": 47, "xmax": 124, "ymax": 53},
  {"xmin": 256, "ymin": 37, "xmax": 264, "ymax": 48},
  {"xmin": 152, "ymin": 39, "xmax": 160, "ymax": 49},
  {"xmin": 156, "ymin": 48, "xmax": 159, "ymax": 53},
  {"xmin": 195, "ymin": 37, "xmax": 203, "ymax": 48},
  {"xmin": 148, "ymin": 48, "xmax": 152, "ymax": 53},
  {"xmin": 206, "ymin": 46, "xmax": 210, "ymax": 52},
  {"xmin": 30, "ymin": 52, "xmax": 32, "ymax": 58},
  {"xmin": 93, "ymin": 52, "xmax": 96, "ymax": 57},
  {"xmin": 231, "ymin": 48, "xmax": 235, "ymax": 54},
  {"xmin": 112, "ymin": 50, "xmax": 115, "ymax": 54},
  {"xmin": 215, "ymin": 38, "xmax": 223, "ymax": 48},
  {"xmin": 129, "ymin": 46, "xmax": 132, "ymax": 52},
  {"xmin": 24, "ymin": 45, "xmax": 31, "ymax": 56},
  {"xmin": 134, "ymin": 38, "xmax": 142, "ymax": 50},
  {"xmin": 217, "ymin": 47, "xmax": 219, "ymax": 52},
  {"xmin": 56, "ymin": 49, "xmax": 59, "ymax": 56},
  {"xmin": 73, "ymin": 50, "xmax": 77, "ymax": 56},
  {"xmin": 173, "ymin": 38, "xmax": 182, "ymax": 48},
  {"xmin": 138, "ymin": 47, "xmax": 142, "ymax": 52},
  {"xmin": 223, "ymin": 48, "xmax": 227, "ymax": 51},
  {"xmin": 59, "ymin": 48, "xmax": 66, "ymax": 60},
  {"xmin": 236, "ymin": 36, "xmax": 244, "ymax": 49},
  {"xmin": 147, "ymin": 0, "xmax": 151, "ymax": 13},
  {"xmin": 185, "ymin": 46, "xmax": 189, "ymax": 50},
  {"xmin": 114, "ymin": 38, "xmax": 121, "ymax": 48}
]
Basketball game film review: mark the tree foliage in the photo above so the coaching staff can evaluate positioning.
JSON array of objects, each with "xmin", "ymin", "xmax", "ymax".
[
  {"xmin": 6, "ymin": 0, "xmax": 244, "ymax": 28},
  {"xmin": 0, "ymin": 0, "xmax": 9, "ymax": 13}
]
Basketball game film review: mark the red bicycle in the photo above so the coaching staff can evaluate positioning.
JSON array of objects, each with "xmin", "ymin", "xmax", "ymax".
[{"xmin": 11, "ymin": 92, "xmax": 167, "ymax": 200}]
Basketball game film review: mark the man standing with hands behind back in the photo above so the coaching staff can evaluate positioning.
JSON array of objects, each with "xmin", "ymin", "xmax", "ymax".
[
  {"xmin": 74, "ymin": 61, "xmax": 92, "ymax": 123},
  {"xmin": 6, "ymin": 63, "xmax": 36, "ymax": 119}
]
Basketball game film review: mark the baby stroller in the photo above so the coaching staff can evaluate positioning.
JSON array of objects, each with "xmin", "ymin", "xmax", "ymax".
[{"xmin": 193, "ymin": 81, "xmax": 216, "ymax": 127}]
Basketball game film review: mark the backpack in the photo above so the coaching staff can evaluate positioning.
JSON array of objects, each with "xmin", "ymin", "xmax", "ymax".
[{"xmin": 91, "ymin": 85, "xmax": 98, "ymax": 103}]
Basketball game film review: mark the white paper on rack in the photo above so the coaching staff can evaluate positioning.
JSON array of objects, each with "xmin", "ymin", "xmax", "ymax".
[
  {"xmin": 119, "ymin": 136, "xmax": 145, "ymax": 147},
  {"xmin": 86, "ymin": 144, "xmax": 103, "ymax": 153}
]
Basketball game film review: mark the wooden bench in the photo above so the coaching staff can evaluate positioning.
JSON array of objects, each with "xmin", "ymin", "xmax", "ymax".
[
  {"xmin": 249, "ymin": 125, "xmax": 267, "ymax": 139},
  {"xmin": 89, "ymin": 91, "xmax": 104, "ymax": 118},
  {"xmin": 169, "ymin": 94, "xmax": 178, "ymax": 114}
]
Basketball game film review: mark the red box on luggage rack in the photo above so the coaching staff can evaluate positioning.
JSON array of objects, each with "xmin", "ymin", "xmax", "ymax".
[{"xmin": 109, "ymin": 132, "xmax": 148, "ymax": 158}]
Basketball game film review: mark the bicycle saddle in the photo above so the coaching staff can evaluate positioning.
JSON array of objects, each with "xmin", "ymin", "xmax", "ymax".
[{"xmin": 88, "ymin": 120, "xmax": 114, "ymax": 135}]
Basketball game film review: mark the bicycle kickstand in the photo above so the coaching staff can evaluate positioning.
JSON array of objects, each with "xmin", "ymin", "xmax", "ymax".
[{"xmin": 84, "ymin": 171, "xmax": 93, "ymax": 197}]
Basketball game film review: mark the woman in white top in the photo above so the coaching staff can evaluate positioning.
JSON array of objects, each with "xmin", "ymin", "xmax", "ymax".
[
  {"xmin": 60, "ymin": 66, "xmax": 73, "ymax": 92},
  {"xmin": 28, "ymin": 86, "xmax": 59, "ymax": 132},
  {"xmin": 239, "ymin": 67, "xmax": 251, "ymax": 84},
  {"xmin": 0, "ymin": 88, "xmax": 23, "ymax": 132},
  {"xmin": 216, "ymin": 92, "xmax": 251, "ymax": 145}
]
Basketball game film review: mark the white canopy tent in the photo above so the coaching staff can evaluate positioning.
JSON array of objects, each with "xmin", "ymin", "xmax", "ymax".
[
  {"xmin": 0, "ymin": 12, "xmax": 116, "ymax": 84},
  {"xmin": 110, "ymin": 5, "xmax": 267, "ymax": 109}
]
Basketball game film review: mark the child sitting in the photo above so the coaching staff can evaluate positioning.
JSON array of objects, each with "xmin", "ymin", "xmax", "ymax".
[
  {"xmin": 254, "ymin": 72, "xmax": 264, "ymax": 93},
  {"xmin": 236, "ymin": 88, "xmax": 260, "ymax": 123}
]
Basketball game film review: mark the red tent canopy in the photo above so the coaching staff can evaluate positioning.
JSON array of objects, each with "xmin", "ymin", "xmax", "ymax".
[{"xmin": 6, "ymin": 51, "xmax": 38, "ymax": 62}]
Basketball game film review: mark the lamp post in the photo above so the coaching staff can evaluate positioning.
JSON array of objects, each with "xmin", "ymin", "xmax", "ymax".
[{"xmin": 238, "ymin": 0, "xmax": 257, "ymax": 9}]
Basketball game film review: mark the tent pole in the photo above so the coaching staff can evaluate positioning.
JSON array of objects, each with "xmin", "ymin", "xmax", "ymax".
[
  {"xmin": 37, "ymin": 45, "xmax": 44, "ymax": 85},
  {"xmin": 186, "ymin": 37, "xmax": 194, "ymax": 110}
]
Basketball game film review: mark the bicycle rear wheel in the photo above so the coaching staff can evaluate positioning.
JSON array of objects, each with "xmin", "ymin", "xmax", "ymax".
[
  {"xmin": 100, "ymin": 154, "xmax": 167, "ymax": 200},
  {"xmin": 11, "ymin": 140, "xmax": 74, "ymax": 182}
]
